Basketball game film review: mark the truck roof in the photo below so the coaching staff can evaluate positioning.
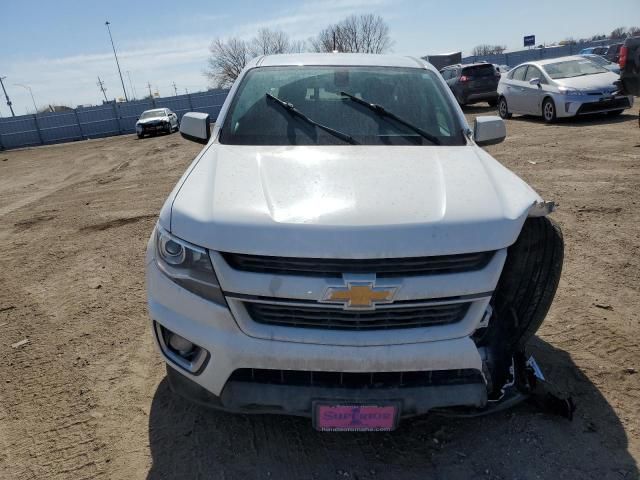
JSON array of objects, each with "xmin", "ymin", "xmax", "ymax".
[{"xmin": 249, "ymin": 53, "xmax": 429, "ymax": 69}]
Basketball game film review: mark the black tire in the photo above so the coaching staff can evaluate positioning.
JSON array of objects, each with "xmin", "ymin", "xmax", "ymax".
[
  {"xmin": 477, "ymin": 217, "xmax": 563, "ymax": 393},
  {"xmin": 491, "ymin": 216, "xmax": 564, "ymax": 348},
  {"xmin": 607, "ymin": 109, "xmax": 624, "ymax": 116},
  {"xmin": 137, "ymin": 133, "xmax": 144, "ymax": 139},
  {"xmin": 498, "ymin": 96, "xmax": 512, "ymax": 119},
  {"xmin": 542, "ymin": 98, "xmax": 557, "ymax": 123},
  {"xmin": 488, "ymin": 98, "xmax": 498, "ymax": 107}
]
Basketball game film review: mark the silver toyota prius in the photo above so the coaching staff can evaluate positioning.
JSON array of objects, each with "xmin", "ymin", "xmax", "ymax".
[{"xmin": 497, "ymin": 55, "xmax": 633, "ymax": 123}]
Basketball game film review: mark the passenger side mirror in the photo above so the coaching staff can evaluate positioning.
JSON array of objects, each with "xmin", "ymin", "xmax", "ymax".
[
  {"xmin": 474, "ymin": 116, "xmax": 506, "ymax": 146},
  {"xmin": 179, "ymin": 112, "xmax": 211, "ymax": 144},
  {"xmin": 529, "ymin": 78, "xmax": 541, "ymax": 87}
]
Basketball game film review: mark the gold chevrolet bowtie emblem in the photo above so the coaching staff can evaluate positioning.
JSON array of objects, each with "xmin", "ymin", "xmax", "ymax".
[{"xmin": 322, "ymin": 280, "xmax": 398, "ymax": 310}]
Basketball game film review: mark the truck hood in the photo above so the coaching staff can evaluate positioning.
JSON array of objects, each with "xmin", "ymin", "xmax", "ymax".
[
  {"xmin": 137, "ymin": 116, "xmax": 168, "ymax": 125},
  {"xmin": 168, "ymin": 144, "xmax": 541, "ymax": 258},
  {"xmin": 554, "ymin": 71, "xmax": 620, "ymax": 92}
]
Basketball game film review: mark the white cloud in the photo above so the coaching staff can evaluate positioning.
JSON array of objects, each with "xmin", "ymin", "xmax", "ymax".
[
  {"xmin": 1, "ymin": 34, "xmax": 213, "ymax": 113},
  {"xmin": 0, "ymin": 0, "xmax": 399, "ymax": 116}
]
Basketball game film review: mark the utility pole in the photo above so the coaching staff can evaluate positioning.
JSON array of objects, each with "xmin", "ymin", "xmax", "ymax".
[
  {"xmin": 0, "ymin": 76, "xmax": 15, "ymax": 117},
  {"xmin": 146, "ymin": 82, "xmax": 153, "ymax": 98},
  {"xmin": 105, "ymin": 21, "xmax": 129, "ymax": 101},
  {"xmin": 97, "ymin": 76, "xmax": 109, "ymax": 102},
  {"xmin": 172, "ymin": 81, "xmax": 178, "ymax": 96},
  {"xmin": 126, "ymin": 71, "xmax": 137, "ymax": 100},
  {"xmin": 14, "ymin": 83, "xmax": 37, "ymax": 113}
]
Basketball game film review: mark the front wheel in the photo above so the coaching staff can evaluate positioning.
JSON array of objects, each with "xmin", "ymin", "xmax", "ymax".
[
  {"xmin": 542, "ymin": 98, "xmax": 557, "ymax": 123},
  {"xmin": 137, "ymin": 133, "xmax": 144, "ymax": 139},
  {"xmin": 498, "ymin": 97, "xmax": 512, "ymax": 119}
]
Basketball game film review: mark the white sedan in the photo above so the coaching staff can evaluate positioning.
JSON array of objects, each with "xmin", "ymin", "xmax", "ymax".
[
  {"xmin": 135, "ymin": 108, "xmax": 179, "ymax": 138},
  {"xmin": 497, "ymin": 56, "xmax": 633, "ymax": 123}
]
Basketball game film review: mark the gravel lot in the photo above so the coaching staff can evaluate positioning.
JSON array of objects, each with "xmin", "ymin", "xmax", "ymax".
[{"xmin": 1, "ymin": 105, "xmax": 639, "ymax": 480}]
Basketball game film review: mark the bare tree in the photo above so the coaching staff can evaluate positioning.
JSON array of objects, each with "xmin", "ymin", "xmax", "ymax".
[
  {"xmin": 629, "ymin": 26, "xmax": 640, "ymax": 37},
  {"xmin": 206, "ymin": 37, "xmax": 250, "ymax": 88},
  {"xmin": 250, "ymin": 28, "xmax": 291, "ymax": 56},
  {"xmin": 559, "ymin": 37, "xmax": 577, "ymax": 46},
  {"xmin": 207, "ymin": 29, "xmax": 308, "ymax": 88},
  {"xmin": 471, "ymin": 44, "xmax": 507, "ymax": 56},
  {"xmin": 610, "ymin": 27, "xmax": 628, "ymax": 39},
  {"xmin": 311, "ymin": 14, "xmax": 392, "ymax": 54}
]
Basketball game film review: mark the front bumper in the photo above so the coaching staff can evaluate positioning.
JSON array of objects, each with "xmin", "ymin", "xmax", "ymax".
[
  {"xmin": 146, "ymin": 248, "xmax": 489, "ymax": 415},
  {"xmin": 137, "ymin": 122, "xmax": 170, "ymax": 133},
  {"xmin": 558, "ymin": 94, "xmax": 633, "ymax": 117},
  {"xmin": 166, "ymin": 364, "xmax": 487, "ymax": 418}
]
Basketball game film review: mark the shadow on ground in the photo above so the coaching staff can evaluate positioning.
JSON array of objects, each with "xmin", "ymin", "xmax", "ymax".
[
  {"xmin": 460, "ymin": 104, "xmax": 497, "ymax": 115},
  {"xmin": 146, "ymin": 339, "xmax": 637, "ymax": 480},
  {"xmin": 509, "ymin": 111, "xmax": 637, "ymax": 127}
]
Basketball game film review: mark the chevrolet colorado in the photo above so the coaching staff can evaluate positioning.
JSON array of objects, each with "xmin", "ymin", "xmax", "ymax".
[{"xmin": 146, "ymin": 54, "xmax": 563, "ymax": 431}]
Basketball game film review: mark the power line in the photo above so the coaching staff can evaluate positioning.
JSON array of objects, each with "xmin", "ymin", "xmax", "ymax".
[
  {"xmin": 97, "ymin": 76, "xmax": 109, "ymax": 102},
  {"xmin": 126, "ymin": 71, "xmax": 137, "ymax": 100},
  {"xmin": 14, "ymin": 83, "xmax": 37, "ymax": 113},
  {"xmin": 105, "ymin": 21, "xmax": 128, "ymax": 102}
]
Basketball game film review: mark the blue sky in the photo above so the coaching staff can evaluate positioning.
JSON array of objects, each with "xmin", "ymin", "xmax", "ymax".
[{"xmin": 1, "ymin": 0, "xmax": 638, "ymax": 115}]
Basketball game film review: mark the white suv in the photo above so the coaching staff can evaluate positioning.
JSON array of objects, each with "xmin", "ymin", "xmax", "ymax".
[{"xmin": 146, "ymin": 54, "xmax": 563, "ymax": 431}]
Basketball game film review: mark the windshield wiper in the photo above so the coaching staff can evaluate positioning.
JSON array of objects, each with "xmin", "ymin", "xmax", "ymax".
[
  {"xmin": 265, "ymin": 93, "xmax": 357, "ymax": 145},
  {"xmin": 339, "ymin": 91, "xmax": 441, "ymax": 145}
]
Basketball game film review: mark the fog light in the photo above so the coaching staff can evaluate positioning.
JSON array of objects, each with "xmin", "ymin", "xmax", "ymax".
[
  {"xmin": 168, "ymin": 333, "xmax": 194, "ymax": 356},
  {"xmin": 154, "ymin": 322, "xmax": 209, "ymax": 374}
]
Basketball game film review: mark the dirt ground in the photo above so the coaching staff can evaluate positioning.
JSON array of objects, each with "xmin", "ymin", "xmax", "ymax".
[{"xmin": 0, "ymin": 104, "xmax": 639, "ymax": 480}]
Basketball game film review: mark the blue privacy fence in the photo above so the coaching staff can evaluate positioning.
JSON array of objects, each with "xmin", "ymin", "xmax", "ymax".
[
  {"xmin": 0, "ymin": 89, "xmax": 229, "ymax": 150},
  {"xmin": 461, "ymin": 40, "xmax": 615, "ymax": 67}
]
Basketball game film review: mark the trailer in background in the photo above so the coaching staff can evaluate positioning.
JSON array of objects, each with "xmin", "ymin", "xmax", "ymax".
[{"xmin": 422, "ymin": 52, "xmax": 462, "ymax": 70}]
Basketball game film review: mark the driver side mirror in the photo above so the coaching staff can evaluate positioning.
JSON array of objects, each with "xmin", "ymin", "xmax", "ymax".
[
  {"xmin": 179, "ymin": 112, "xmax": 211, "ymax": 144},
  {"xmin": 474, "ymin": 116, "xmax": 506, "ymax": 146},
  {"xmin": 529, "ymin": 78, "xmax": 542, "ymax": 87}
]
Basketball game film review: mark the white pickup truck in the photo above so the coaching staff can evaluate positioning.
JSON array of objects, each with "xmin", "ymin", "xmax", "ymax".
[{"xmin": 146, "ymin": 53, "xmax": 563, "ymax": 431}]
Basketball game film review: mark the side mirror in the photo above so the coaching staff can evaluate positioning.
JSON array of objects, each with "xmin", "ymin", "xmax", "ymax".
[
  {"xmin": 474, "ymin": 116, "xmax": 506, "ymax": 146},
  {"xmin": 179, "ymin": 112, "xmax": 211, "ymax": 144},
  {"xmin": 529, "ymin": 77, "xmax": 541, "ymax": 87}
]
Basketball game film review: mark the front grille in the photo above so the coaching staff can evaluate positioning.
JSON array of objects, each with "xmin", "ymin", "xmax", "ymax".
[
  {"xmin": 245, "ymin": 301, "xmax": 470, "ymax": 330},
  {"xmin": 222, "ymin": 251, "xmax": 494, "ymax": 278},
  {"xmin": 228, "ymin": 368, "xmax": 484, "ymax": 389},
  {"xmin": 577, "ymin": 97, "xmax": 630, "ymax": 114}
]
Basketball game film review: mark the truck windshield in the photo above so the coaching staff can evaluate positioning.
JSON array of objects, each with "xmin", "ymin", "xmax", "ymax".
[
  {"xmin": 140, "ymin": 109, "xmax": 165, "ymax": 119},
  {"xmin": 543, "ymin": 59, "xmax": 608, "ymax": 79},
  {"xmin": 219, "ymin": 66, "xmax": 465, "ymax": 146}
]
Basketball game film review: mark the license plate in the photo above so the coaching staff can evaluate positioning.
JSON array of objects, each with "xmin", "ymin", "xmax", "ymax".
[{"xmin": 313, "ymin": 402, "xmax": 399, "ymax": 432}]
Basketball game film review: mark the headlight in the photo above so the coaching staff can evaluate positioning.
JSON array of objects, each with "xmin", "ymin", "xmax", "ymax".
[
  {"xmin": 559, "ymin": 88, "xmax": 584, "ymax": 96},
  {"xmin": 154, "ymin": 225, "xmax": 226, "ymax": 305}
]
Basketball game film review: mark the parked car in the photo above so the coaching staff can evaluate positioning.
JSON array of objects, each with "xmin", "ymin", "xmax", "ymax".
[
  {"xmin": 618, "ymin": 36, "xmax": 640, "ymax": 127},
  {"xmin": 579, "ymin": 54, "xmax": 620, "ymax": 74},
  {"xmin": 579, "ymin": 46, "xmax": 608, "ymax": 55},
  {"xmin": 147, "ymin": 53, "xmax": 564, "ymax": 430},
  {"xmin": 440, "ymin": 62, "xmax": 500, "ymax": 106},
  {"xmin": 495, "ymin": 64, "xmax": 512, "ymax": 73},
  {"xmin": 497, "ymin": 56, "xmax": 634, "ymax": 123},
  {"xmin": 605, "ymin": 43, "xmax": 624, "ymax": 63},
  {"xmin": 135, "ymin": 108, "xmax": 179, "ymax": 138}
]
